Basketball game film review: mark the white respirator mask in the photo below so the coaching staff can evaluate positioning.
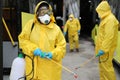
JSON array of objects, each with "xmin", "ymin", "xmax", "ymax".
[
  {"xmin": 38, "ymin": 14, "xmax": 50, "ymax": 25},
  {"xmin": 69, "ymin": 18, "xmax": 73, "ymax": 21}
]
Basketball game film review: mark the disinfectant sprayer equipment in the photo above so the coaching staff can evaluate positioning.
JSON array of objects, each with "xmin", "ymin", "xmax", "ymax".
[
  {"xmin": 10, "ymin": 49, "xmax": 34, "ymax": 80},
  {"xmin": 9, "ymin": 50, "xmax": 25, "ymax": 80}
]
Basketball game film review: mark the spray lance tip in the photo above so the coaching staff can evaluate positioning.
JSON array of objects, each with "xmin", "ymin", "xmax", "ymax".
[{"xmin": 73, "ymin": 73, "xmax": 78, "ymax": 79}]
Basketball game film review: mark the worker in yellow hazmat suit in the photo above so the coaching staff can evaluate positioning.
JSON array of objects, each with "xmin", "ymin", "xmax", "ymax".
[
  {"xmin": 64, "ymin": 14, "xmax": 81, "ymax": 52},
  {"xmin": 18, "ymin": 1, "xmax": 66, "ymax": 80},
  {"xmin": 95, "ymin": 1, "xmax": 119, "ymax": 80}
]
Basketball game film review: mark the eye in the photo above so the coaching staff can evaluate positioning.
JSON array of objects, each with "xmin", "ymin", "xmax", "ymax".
[
  {"xmin": 39, "ymin": 10, "xmax": 51, "ymax": 16},
  {"xmin": 38, "ymin": 8, "xmax": 50, "ymax": 16}
]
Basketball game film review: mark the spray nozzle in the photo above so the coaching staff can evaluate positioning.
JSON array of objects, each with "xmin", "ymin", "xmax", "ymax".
[
  {"xmin": 18, "ymin": 53, "xmax": 24, "ymax": 58},
  {"xmin": 18, "ymin": 48, "xmax": 24, "ymax": 58}
]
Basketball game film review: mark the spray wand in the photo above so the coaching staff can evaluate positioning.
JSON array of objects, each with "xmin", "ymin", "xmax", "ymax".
[
  {"xmin": 46, "ymin": 57, "xmax": 78, "ymax": 79},
  {"xmin": 75, "ymin": 56, "xmax": 96, "ymax": 70}
]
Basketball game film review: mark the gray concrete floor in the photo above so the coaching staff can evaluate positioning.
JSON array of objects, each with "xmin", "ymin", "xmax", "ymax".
[{"xmin": 4, "ymin": 38, "xmax": 120, "ymax": 80}]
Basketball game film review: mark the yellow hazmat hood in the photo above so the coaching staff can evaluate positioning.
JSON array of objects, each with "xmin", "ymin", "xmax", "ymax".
[
  {"xmin": 69, "ymin": 14, "xmax": 75, "ymax": 19},
  {"xmin": 34, "ymin": 1, "xmax": 55, "ymax": 23},
  {"xmin": 96, "ymin": 1, "xmax": 111, "ymax": 19}
]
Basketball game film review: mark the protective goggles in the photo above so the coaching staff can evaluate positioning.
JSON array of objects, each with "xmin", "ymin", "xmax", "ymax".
[{"xmin": 38, "ymin": 6, "xmax": 52, "ymax": 16}]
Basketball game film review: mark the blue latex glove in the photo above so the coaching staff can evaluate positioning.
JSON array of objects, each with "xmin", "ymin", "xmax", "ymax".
[
  {"xmin": 96, "ymin": 50, "xmax": 104, "ymax": 57},
  {"xmin": 45, "ymin": 52, "xmax": 53, "ymax": 59},
  {"xmin": 33, "ymin": 48, "xmax": 45, "ymax": 58},
  {"xmin": 64, "ymin": 32, "xmax": 66, "ymax": 36},
  {"xmin": 78, "ymin": 30, "xmax": 80, "ymax": 35}
]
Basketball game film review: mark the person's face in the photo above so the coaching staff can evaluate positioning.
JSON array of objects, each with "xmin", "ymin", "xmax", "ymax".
[
  {"xmin": 69, "ymin": 17, "xmax": 73, "ymax": 21},
  {"xmin": 38, "ymin": 6, "xmax": 49, "ymax": 16}
]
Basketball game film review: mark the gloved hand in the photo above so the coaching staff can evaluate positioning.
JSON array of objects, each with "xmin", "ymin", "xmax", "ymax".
[
  {"xmin": 33, "ymin": 48, "xmax": 45, "ymax": 58},
  {"xmin": 96, "ymin": 50, "xmax": 104, "ymax": 57},
  {"xmin": 78, "ymin": 30, "xmax": 80, "ymax": 35},
  {"xmin": 45, "ymin": 52, "xmax": 53, "ymax": 59},
  {"xmin": 64, "ymin": 32, "xmax": 66, "ymax": 36}
]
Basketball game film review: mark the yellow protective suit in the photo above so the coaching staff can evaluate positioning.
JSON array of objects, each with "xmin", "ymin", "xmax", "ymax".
[
  {"xmin": 64, "ymin": 14, "xmax": 81, "ymax": 50},
  {"xmin": 95, "ymin": 1, "xmax": 119, "ymax": 80},
  {"xmin": 18, "ymin": 1, "xmax": 66, "ymax": 80},
  {"xmin": 118, "ymin": 23, "xmax": 120, "ymax": 30}
]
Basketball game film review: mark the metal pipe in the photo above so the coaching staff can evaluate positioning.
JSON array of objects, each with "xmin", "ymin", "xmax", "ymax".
[
  {"xmin": 0, "ymin": 0, "xmax": 3, "ymax": 79},
  {"xmin": 2, "ymin": 17, "xmax": 17, "ymax": 47}
]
